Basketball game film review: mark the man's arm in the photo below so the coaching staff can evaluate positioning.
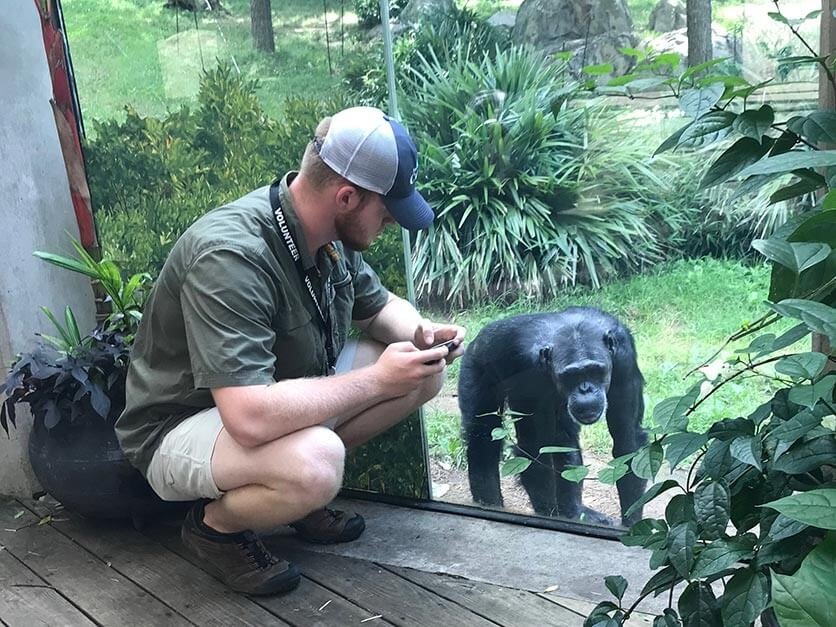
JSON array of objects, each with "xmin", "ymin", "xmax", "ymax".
[{"xmin": 211, "ymin": 340, "xmax": 449, "ymax": 448}]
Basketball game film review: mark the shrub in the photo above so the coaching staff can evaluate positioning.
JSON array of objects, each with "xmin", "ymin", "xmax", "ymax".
[
  {"xmin": 402, "ymin": 46, "xmax": 669, "ymax": 306},
  {"xmin": 353, "ymin": 0, "xmax": 405, "ymax": 29}
]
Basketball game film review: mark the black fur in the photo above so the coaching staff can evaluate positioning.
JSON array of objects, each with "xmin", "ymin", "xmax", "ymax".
[{"xmin": 458, "ymin": 307, "xmax": 647, "ymax": 526}]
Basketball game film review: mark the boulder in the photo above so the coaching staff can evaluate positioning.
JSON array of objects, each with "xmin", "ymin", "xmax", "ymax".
[
  {"xmin": 399, "ymin": 0, "xmax": 456, "ymax": 25},
  {"xmin": 642, "ymin": 25, "xmax": 740, "ymax": 67},
  {"xmin": 487, "ymin": 9, "xmax": 516, "ymax": 30},
  {"xmin": 648, "ymin": 0, "xmax": 686, "ymax": 33}
]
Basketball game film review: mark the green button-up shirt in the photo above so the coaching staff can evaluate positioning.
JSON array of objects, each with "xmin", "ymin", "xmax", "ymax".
[{"xmin": 115, "ymin": 173, "xmax": 390, "ymax": 475}]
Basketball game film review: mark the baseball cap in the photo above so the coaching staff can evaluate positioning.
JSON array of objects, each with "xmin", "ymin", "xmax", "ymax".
[{"xmin": 318, "ymin": 106, "xmax": 434, "ymax": 230}]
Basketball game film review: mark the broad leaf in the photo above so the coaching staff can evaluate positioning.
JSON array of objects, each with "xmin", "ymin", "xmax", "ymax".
[
  {"xmin": 664, "ymin": 432, "xmax": 709, "ymax": 469},
  {"xmin": 640, "ymin": 565, "xmax": 683, "ymax": 598},
  {"xmin": 751, "ymin": 239, "xmax": 830, "ymax": 274},
  {"xmin": 678, "ymin": 111, "xmax": 735, "ymax": 147},
  {"xmin": 769, "ymin": 409, "xmax": 822, "ymax": 443},
  {"xmin": 620, "ymin": 518, "xmax": 669, "ymax": 549},
  {"xmin": 604, "ymin": 575, "xmax": 628, "ymax": 602},
  {"xmin": 653, "ymin": 386, "xmax": 700, "ymax": 433},
  {"xmin": 694, "ymin": 481, "xmax": 730, "ymax": 540},
  {"xmin": 561, "ymin": 465, "xmax": 589, "ymax": 482},
  {"xmin": 787, "ymin": 111, "xmax": 836, "ymax": 146},
  {"xmin": 653, "ymin": 608, "xmax": 682, "ymax": 627},
  {"xmin": 719, "ymin": 569, "xmax": 770, "ymax": 627},
  {"xmin": 762, "ymin": 489, "xmax": 836, "ymax": 529},
  {"xmin": 787, "ymin": 374, "xmax": 836, "ymax": 408},
  {"xmin": 775, "ymin": 353, "xmax": 829, "ymax": 380},
  {"xmin": 766, "ymin": 513, "xmax": 809, "ymax": 542},
  {"xmin": 768, "ymin": 211, "xmax": 836, "ymax": 304},
  {"xmin": 501, "ymin": 456, "xmax": 531, "ymax": 476},
  {"xmin": 773, "ymin": 436, "xmax": 836, "ymax": 474},
  {"xmin": 730, "ymin": 436, "xmax": 763, "ymax": 471},
  {"xmin": 700, "ymin": 137, "xmax": 769, "ymax": 189},
  {"xmin": 678, "ymin": 581, "xmax": 719, "ymax": 627},
  {"xmin": 539, "ymin": 446, "xmax": 578, "ymax": 454},
  {"xmin": 491, "ymin": 427, "xmax": 509, "ymax": 441},
  {"xmin": 632, "ymin": 441, "xmax": 664, "ymax": 480},
  {"xmin": 708, "ymin": 418, "xmax": 755, "ymax": 441},
  {"xmin": 772, "ymin": 532, "xmax": 836, "ymax": 627},
  {"xmin": 625, "ymin": 480, "xmax": 680, "ymax": 519},
  {"xmin": 598, "ymin": 463, "xmax": 630, "ymax": 485},
  {"xmin": 668, "ymin": 521, "xmax": 697, "ymax": 577},
  {"xmin": 732, "ymin": 105, "xmax": 774, "ymax": 139},
  {"xmin": 691, "ymin": 538, "xmax": 754, "ymax": 578},
  {"xmin": 679, "ymin": 83, "xmax": 725, "ymax": 118},
  {"xmin": 655, "ymin": 122, "xmax": 693, "ymax": 155},
  {"xmin": 665, "ymin": 494, "xmax": 696, "ymax": 527},
  {"xmin": 740, "ymin": 150, "xmax": 836, "ymax": 177},
  {"xmin": 769, "ymin": 300, "xmax": 836, "ymax": 343}
]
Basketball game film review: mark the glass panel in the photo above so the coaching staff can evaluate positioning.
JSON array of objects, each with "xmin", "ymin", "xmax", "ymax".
[{"xmin": 61, "ymin": 0, "xmax": 823, "ymax": 526}]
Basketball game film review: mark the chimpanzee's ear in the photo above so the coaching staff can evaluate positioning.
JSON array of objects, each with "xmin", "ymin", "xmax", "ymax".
[{"xmin": 539, "ymin": 345, "xmax": 553, "ymax": 365}]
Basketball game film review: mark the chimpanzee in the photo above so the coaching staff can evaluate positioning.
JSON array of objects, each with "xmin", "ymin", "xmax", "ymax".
[{"xmin": 458, "ymin": 307, "xmax": 647, "ymax": 527}]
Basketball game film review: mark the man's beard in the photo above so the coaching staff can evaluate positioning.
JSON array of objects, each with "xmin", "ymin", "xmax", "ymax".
[{"xmin": 335, "ymin": 207, "xmax": 374, "ymax": 251}]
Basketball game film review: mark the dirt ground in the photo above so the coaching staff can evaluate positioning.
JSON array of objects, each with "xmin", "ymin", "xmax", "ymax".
[{"xmin": 425, "ymin": 393, "xmax": 678, "ymax": 528}]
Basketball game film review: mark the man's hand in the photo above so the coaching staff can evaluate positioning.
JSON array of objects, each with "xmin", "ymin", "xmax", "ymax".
[
  {"xmin": 370, "ymin": 341, "xmax": 448, "ymax": 398},
  {"xmin": 413, "ymin": 319, "xmax": 466, "ymax": 364}
]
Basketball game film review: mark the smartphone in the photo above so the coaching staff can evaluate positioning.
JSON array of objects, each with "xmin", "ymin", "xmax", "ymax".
[{"xmin": 424, "ymin": 339, "xmax": 460, "ymax": 364}]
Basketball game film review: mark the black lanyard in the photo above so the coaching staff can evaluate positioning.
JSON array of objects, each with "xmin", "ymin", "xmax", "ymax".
[{"xmin": 269, "ymin": 182, "xmax": 336, "ymax": 375}]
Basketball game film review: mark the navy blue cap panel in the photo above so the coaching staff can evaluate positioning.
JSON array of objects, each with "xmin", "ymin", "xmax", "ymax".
[
  {"xmin": 386, "ymin": 118, "xmax": 419, "ymax": 199},
  {"xmin": 383, "ymin": 190, "xmax": 434, "ymax": 231}
]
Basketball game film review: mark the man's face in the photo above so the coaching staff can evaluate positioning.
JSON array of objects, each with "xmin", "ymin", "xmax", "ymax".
[{"xmin": 335, "ymin": 190, "xmax": 396, "ymax": 251}]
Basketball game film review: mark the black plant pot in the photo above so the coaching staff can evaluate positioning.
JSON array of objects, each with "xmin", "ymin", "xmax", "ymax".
[{"xmin": 28, "ymin": 414, "xmax": 188, "ymax": 525}]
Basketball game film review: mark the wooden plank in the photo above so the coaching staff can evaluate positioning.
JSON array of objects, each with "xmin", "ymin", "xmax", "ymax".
[
  {"xmin": 146, "ymin": 521, "xmax": 394, "ymax": 627},
  {"xmin": 388, "ymin": 565, "xmax": 584, "ymax": 626},
  {"xmin": 0, "ymin": 498, "xmax": 191, "ymax": 626},
  {"xmin": 46, "ymin": 513, "xmax": 290, "ymax": 627},
  {"xmin": 539, "ymin": 592, "xmax": 654, "ymax": 626},
  {"xmin": 269, "ymin": 544, "xmax": 499, "ymax": 627},
  {"xmin": 0, "ymin": 549, "xmax": 96, "ymax": 627}
]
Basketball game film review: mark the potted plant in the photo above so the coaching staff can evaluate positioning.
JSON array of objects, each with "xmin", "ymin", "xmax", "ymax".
[{"xmin": 1, "ymin": 240, "xmax": 174, "ymax": 523}]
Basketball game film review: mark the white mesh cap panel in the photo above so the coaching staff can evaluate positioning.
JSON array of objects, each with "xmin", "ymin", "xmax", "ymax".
[{"xmin": 318, "ymin": 107, "xmax": 398, "ymax": 194}]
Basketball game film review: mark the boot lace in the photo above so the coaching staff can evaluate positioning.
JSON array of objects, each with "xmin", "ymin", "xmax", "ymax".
[{"xmin": 237, "ymin": 531, "xmax": 279, "ymax": 570}]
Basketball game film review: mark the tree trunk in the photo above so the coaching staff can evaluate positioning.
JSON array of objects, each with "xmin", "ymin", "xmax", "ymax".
[
  {"xmin": 250, "ymin": 0, "xmax": 275, "ymax": 53},
  {"xmin": 686, "ymin": 0, "xmax": 712, "ymax": 67}
]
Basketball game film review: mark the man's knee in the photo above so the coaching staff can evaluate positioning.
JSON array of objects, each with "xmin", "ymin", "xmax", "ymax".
[
  {"xmin": 417, "ymin": 370, "xmax": 445, "ymax": 405},
  {"xmin": 269, "ymin": 427, "xmax": 345, "ymax": 506}
]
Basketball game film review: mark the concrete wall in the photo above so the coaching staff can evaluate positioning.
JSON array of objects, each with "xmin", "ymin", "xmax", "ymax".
[{"xmin": 0, "ymin": 6, "xmax": 96, "ymax": 496}]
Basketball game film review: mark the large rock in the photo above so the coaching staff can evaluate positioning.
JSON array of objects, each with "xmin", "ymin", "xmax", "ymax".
[
  {"xmin": 511, "ymin": 0, "xmax": 636, "ymax": 78},
  {"xmin": 487, "ymin": 10, "xmax": 516, "ymax": 31},
  {"xmin": 648, "ymin": 0, "xmax": 685, "ymax": 32},
  {"xmin": 642, "ymin": 25, "xmax": 740, "ymax": 68},
  {"xmin": 399, "ymin": 0, "xmax": 456, "ymax": 25}
]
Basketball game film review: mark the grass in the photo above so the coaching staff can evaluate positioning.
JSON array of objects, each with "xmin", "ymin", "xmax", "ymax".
[
  {"xmin": 62, "ymin": 0, "xmax": 354, "ymax": 123},
  {"xmin": 423, "ymin": 257, "xmax": 800, "ymax": 462}
]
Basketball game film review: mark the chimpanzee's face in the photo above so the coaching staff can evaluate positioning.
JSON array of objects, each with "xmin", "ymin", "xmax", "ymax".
[{"xmin": 556, "ymin": 359, "xmax": 612, "ymax": 425}]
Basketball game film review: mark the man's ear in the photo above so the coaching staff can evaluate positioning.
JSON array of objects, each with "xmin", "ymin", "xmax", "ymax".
[{"xmin": 335, "ymin": 184, "xmax": 363, "ymax": 211}]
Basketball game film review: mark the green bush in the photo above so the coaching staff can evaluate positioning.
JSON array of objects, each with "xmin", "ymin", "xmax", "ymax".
[
  {"xmin": 353, "ymin": 0, "xmax": 405, "ymax": 29},
  {"xmin": 85, "ymin": 62, "xmax": 347, "ymax": 278},
  {"xmin": 402, "ymin": 46, "xmax": 670, "ymax": 306}
]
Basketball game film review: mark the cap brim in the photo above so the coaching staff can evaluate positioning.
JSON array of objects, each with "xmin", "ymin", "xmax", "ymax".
[{"xmin": 383, "ymin": 190, "xmax": 434, "ymax": 230}]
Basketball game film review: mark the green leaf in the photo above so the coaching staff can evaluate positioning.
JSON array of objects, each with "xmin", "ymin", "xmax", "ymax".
[
  {"xmin": 653, "ymin": 386, "xmax": 700, "ymax": 433},
  {"xmin": 769, "ymin": 409, "xmax": 822, "ymax": 443},
  {"xmin": 33, "ymin": 250, "xmax": 99, "ymax": 279},
  {"xmin": 678, "ymin": 581, "xmax": 720, "ymax": 627},
  {"xmin": 719, "ymin": 569, "xmax": 770, "ymax": 627},
  {"xmin": 772, "ymin": 532, "xmax": 836, "ymax": 627},
  {"xmin": 761, "ymin": 489, "xmax": 836, "ymax": 530},
  {"xmin": 732, "ymin": 105, "xmax": 774, "ymax": 139},
  {"xmin": 769, "ymin": 300, "xmax": 836, "ymax": 344},
  {"xmin": 739, "ymin": 150, "xmax": 836, "ymax": 177},
  {"xmin": 653, "ymin": 608, "xmax": 682, "ymax": 627},
  {"xmin": 822, "ymin": 189, "xmax": 836, "ymax": 210},
  {"xmin": 775, "ymin": 353, "xmax": 829, "ymax": 380},
  {"xmin": 598, "ymin": 463, "xmax": 630, "ymax": 485},
  {"xmin": 769, "ymin": 176, "xmax": 827, "ymax": 205},
  {"xmin": 560, "ymin": 465, "xmax": 589, "ymax": 483},
  {"xmin": 768, "ymin": 11, "xmax": 789, "ymax": 25},
  {"xmin": 640, "ymin": 565, "xmax": 682, "ymax": 598},
  {"xmin": 539, "ymin": 446, "xmax": 578, "ymax": 454},
  {"xmin": 770, "ymin": 323, "xmax": 811, "ymax": 352},
  {"xmin": 787, "ymin": 374, "xmax": 836, "ymax": 408},
  {"xmin": 632, "ymin": 441, "xmax": 664, "ymax": 480},
  {"xmin": 583, "ymin": 63, "xmax": 614, "ymax": 75},
  {"xmin": 766, "ymin": 513, "xmax": 809, "ymax": 542},
  {"xmin": 668, "ymin": 522, "xmax": 697, "ymax": 578},
  {"xmin": 664, "ymin": 432, "xmax": 709, "ymax": 469},
  {"xmin": 787, "ymin": 111, "xmax": 836, "ymax": 146},
  {"xmin": 620, "ymin": 518, "xmax": 668, "ymax": 549},
  {"xmin": 773, "ymin": 436, "xmax": 836, "ymax": 474},
  {"xmin": 501, "ymin": 456, "xmax": 531, "ymax": 477},
  {"xmin": 679, "ymin": 83, "xmax": 725, "ymax": 118},
  {"xmin": 604, "ymin": 575, "xmax": 628, "ymax": 602},
  {"xmin": 491, "ymin": 427, "xmax": 509, "ymax": 441},
  {"xmin": 708, "ymin": 418, "xmax": 755, "ymax": 441},
  {"xmin": 694, "ymin": 481, "xmax": 730, "ymax": 540},
  {"xmin": 625, "ymin": 480, "xmax": 681, "ymax": 519},
  {"xmin": 691, "ymin": 538, "xmax": 754, "ymax": 578},
  {"xmin": 751, "ymin": 240, "xmax": 831, "ymax": 274},
  {"xmin": 655, "ymin": 122, "xmax": 692, "ymax": 155},
  {"xmin": 665, "ymin": 494, "xmax": 696, "ymax": 526},
  {"xmin": 700, "ymin": 137, "xmax": 769, "ymax": 189},
  {"xmin": 730, "ymin": 436, "xmax": 763, "ymax": 471},
  {"xmin": 678, "ymin": 111, "xmax": 735, "ymax": 147}
]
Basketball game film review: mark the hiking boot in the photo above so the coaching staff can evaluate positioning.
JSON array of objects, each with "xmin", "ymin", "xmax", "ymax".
[
  {"xmin": 181, "ymin": 500, "xmax": 300, "ymax": 595},
  {"xmin": 290, "ymin": 506, "xmax": 365, "ymax": 544}
]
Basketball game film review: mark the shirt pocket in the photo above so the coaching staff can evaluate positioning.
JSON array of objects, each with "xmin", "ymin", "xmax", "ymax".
[{"xmin": 271, "ymin": 302, "xmax": 318, "ymax": 379}]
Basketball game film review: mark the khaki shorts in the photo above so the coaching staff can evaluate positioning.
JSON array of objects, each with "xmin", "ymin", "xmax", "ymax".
[{"xmin": 145, "ymin": 339, "xmax": 364, "ymax": 502}]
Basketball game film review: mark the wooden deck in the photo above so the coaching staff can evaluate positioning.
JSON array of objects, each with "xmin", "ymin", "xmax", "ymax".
[{"xmin": 0, "ymin": 496, "xmax": 646, "ymax": 627}]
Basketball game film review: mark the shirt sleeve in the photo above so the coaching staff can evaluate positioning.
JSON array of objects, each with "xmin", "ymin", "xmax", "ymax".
[
  {"xmin": 345, "ymin": 249, "xmax": 390, "ymax": 321},
  {"xmin": 180, "ymin": 245, "xmax": 278, "ymax": 389}
]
